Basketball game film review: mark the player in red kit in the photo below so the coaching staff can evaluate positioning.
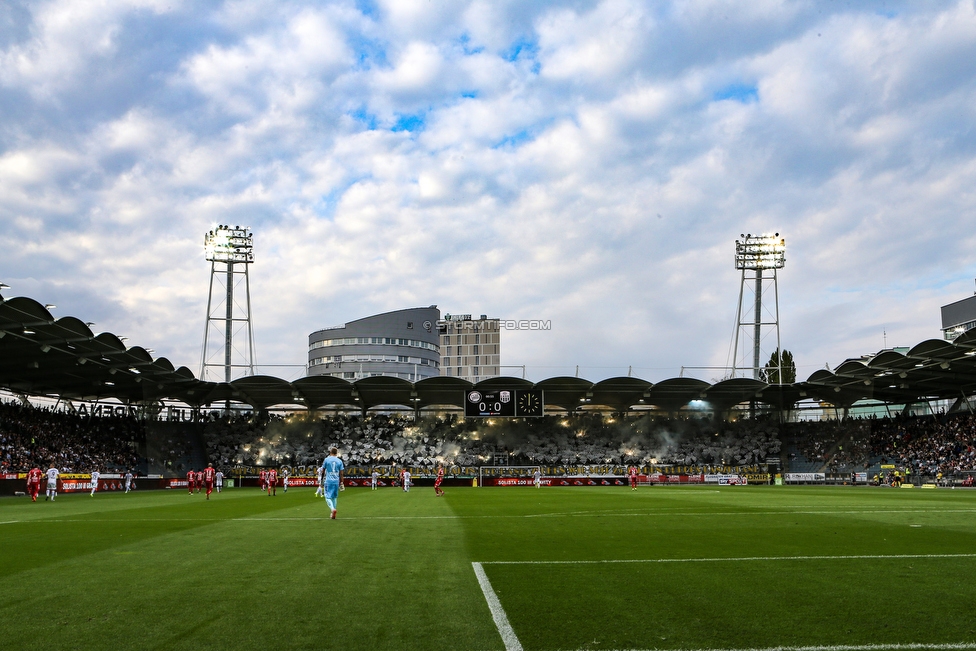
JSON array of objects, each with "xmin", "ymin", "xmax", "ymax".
[
  {"xmin": 434, "ymin": 464, "xmax": 445, "ymax": 497},
  {"xmin": 259, "ymin": 469, "xmax": 267, "ymax": 492},
  {"xmin": 26, "ymin": 467, "xmax": 43, "ymax": 502},
  {"xmin": 203, "ymin": 464, "xmax": 216, "ymax": 500},
  {"xmin": 187, "ymin": 469, "xmax": 196, "ymax": 495},
  {"xmin": 196, "ymin": 470, "xmax": 204, "ymax": 493},
  {"xmin": 629, "ymin": 465, "xmax": 639, "ymax": 491},
  {"xmin": 267, "ymin": 468, "xmax": 277, "ymax": 496}
]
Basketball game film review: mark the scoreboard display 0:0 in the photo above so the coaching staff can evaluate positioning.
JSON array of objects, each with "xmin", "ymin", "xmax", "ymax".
[
  {"xmin": 463, "ymin": 389, "xmax": 544, "ymax": 418},
  {"xmin": 464, "ymin": 389, "xmax": 516, "ymax": 417}
]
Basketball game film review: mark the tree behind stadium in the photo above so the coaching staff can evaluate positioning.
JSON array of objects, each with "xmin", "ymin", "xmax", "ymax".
[{"xmin": 760, "ymin": 349, "xmax": 796, "ymax": 384}]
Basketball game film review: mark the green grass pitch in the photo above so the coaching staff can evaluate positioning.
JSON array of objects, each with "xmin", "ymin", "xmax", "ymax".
[{"xmin": 2, "ymin": 485, "xmax": 976, "ymax": 651}]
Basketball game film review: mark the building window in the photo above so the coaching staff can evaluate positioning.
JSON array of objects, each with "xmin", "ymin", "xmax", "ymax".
[
  {"xmin": 475, "ymin": 334, "xmax": 480, "ymax": 344},
  {"xmin": 473, "ymin": 367, "xmax": 479, "ymax": 376},
  {"xmin": 446, "ymin": 346, "xmax": 452, "ymax": 356},
  {"xmin": 473, "ymin": 344, "xmax": 479, "ymax": 355}
]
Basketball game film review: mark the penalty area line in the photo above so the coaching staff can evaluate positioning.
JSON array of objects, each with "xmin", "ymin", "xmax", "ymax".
[
  {"xmin": 472, "ymin": 562, "xmax": 523, "ymax": 651},
  {"xmin": 600, "ymin": 644, "xmax": 976, "ymax": 651},
  {"xmin": 481, "ymin": 553, "xmax": 976, "ymax": 566},
  {"xmin": 0, "ymin": 520, "xmax": 19, "ymax": 525}
]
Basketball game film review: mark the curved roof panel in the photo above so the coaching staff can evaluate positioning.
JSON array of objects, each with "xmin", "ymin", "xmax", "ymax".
[
  {"xmin": 353, "ymin": 376, "xmax": 414, "ymax": 409},
  {"xmin": 534, "ymin": 376, "xmax": 593, "ymax": 411},
  {"xmin": 414, "ymin": 376, "xmax": 472, "ymax": 408},
  {"xmin": 292, "ymin": 376, "xmax": 357, "ymax": 409},
  {"xmin": 474, "ymin": 376, "xmax": 534, "ymax": 391},
  {"xmin": 645, "ymin": 378, "xmax": 709, "ymax": 410},
  {"xmin": 703, "ymin": 378, "xmax": 767, "ymax": 410},
  {"xmin": 589, "ymin": 376, "xmax": 652, "ymax": 411}
]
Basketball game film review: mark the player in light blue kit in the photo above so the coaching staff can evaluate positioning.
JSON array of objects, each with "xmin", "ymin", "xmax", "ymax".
[{"xmin": 321, "ymin": 446, "xmax": 345, "ymax": 520}]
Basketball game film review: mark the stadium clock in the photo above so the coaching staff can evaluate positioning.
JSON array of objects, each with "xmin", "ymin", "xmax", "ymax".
[{"xmin": 464, "ymin": 389, "xmax": 544, "ymax": 418}]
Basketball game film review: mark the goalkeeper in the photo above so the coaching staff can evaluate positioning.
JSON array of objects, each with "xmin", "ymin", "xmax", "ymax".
[{"xmin": 321, "ymin": 447, "xmax": 345, "ymax": 520}]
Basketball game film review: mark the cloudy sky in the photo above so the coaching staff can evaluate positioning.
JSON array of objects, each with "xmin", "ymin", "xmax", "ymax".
[{"xmin": 2, "ymin": 0, "xmax": 976, "ymax": 384}]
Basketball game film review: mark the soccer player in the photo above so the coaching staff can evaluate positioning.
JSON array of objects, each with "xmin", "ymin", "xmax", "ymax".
[
  {"xmin": 629, "ymin": 465, "xmax": 639, "ymax": 491},
  {"xmin": 371, "ymin": 469, "xmax": 379, "ymax": 490},
  {"xmin": 196, "ymin": 470, "xmax": 204, "ymax": 493},
  {"xmin": 403, "ymin": 469, "xmax": 411, "ymax": 492},
  {"xmin": 434, "ymin": 464, "xmax": 445, "ymax": 497},
  {"xmin": 215, "ymin": 469, "xmax": 224, "ymax": 493},
  {"xmin": 124, "ymin": 470, "xmax": 133, "ymax": 493},
  {"xmin": 267, "ymin": 467, "xmax": 278, "ymax": 496},
  {"xmin": 203, "ymin": 463, "xmax": 216, "ymax": 500},
  {"xmin": 259, "ymin": 469, "xmax": 267, "ymax": 492},
  {"xmin": 314, "ymin": 465, "xmax": 324, "ymax": 497},
  {"xmin": 321, "ymin": 447, "xmax": 345, "ymax": 519},
  {"xmin": 282, "ymin": 467, "xmax": 290, "ymax": 493},
  {"xmin": 45, "ymin": 464, "xmax": 60, "ymax": 501},
  {"xmin": 533, "ymin": 468, "xmax": 542, "ymax": 488},
  {"xmin": 90, "ymin": 469, "xmax": 100, "ymax": 496},
  {"xmin": 26, "ymin": 466, "xmax": 43, "ymax": 502},
  {"xmin": 187, "ymin": 469, "xmax": 196, "ymax": 495}
]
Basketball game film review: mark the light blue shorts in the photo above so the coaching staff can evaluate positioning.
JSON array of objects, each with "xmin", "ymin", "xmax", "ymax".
[{"xmin": 325, "ymin": 482, "xmax": 339, "ymax": 500}]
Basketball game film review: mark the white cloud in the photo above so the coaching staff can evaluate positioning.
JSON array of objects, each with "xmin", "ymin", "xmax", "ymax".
[{"xmin": 3, "ymin": 0, "xmax": 976, "ymax": 389}]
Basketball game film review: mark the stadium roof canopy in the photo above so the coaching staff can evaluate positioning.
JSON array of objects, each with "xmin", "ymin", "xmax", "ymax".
[{"xmin": 3, "ymin": 293, "xmax": 976, "ymax": 414}]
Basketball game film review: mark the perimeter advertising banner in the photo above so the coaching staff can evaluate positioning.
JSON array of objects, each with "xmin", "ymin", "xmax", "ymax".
[{"xmin": 785, "ymin": 473, "xmax": 826, "ymax": 482}]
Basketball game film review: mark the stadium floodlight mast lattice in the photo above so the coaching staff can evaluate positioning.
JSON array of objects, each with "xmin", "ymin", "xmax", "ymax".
[
  {"xmin": 200, "ymin": 225, "xmax": 256, "ymax": 383},
  {"xmin": 731, "ymin": 233, "xmax": 786, "ymax": 381}
]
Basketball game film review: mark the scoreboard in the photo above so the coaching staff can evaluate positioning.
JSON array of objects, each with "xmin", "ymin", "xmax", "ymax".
[{"xmin": 464, "ymin": 389, "xmax": 544, "ymax": 418}]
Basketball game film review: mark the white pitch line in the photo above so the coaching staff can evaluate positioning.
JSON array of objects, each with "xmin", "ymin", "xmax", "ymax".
[
  {"xmin": 482, "ymin": 553, "xmax": 976, "ymax": 566},
  {"xmin": 472, "ymin": 562, "xmax": 524, "ymax": 651},
  {"xmin": 0, "ymin": 520, "xmax": 19, "ymax": 525},
  {"xmin": 596, "ymin": 644, "xmax": 976, "ymax": 651},
  {"xmin": 11, "ymin": 508, "xmax": 976, "ymax": 525}
]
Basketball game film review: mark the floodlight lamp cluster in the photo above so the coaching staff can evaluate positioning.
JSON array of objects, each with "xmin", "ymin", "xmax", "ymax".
[
  {"xmin": 734, "ymin": 232, "xmax": 785, "ymax": 270},
  {"xmin": 204, "ymin": 225, "xmax": 254, "ymax": 263}
]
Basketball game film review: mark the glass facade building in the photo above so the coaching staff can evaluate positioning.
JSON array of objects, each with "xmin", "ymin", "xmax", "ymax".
[{"xmin": 307, "ymin": 307, "xmax": 441, "ymax": 381}]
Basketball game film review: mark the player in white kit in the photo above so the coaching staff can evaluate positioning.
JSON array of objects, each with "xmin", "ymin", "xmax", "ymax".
[
  {"xmin": 45, "ymin": 465, "xmax": 60, "ymax": 501},
  {"xmin": 315, "ymin": 465, "xmax": 324, "ymax": 497},
  {"xmin": 124, "ymin": 470, "xmax": 133, "ymax": 493},
  {"xmin": 371, "ymin": 469, "xmax": 379, "ymax": 490},
  {"xmin": 403, "ymin": 469, "xmax": 411, "ymax": 492},
  {"xmin": 282, "ymin": 468, "xmax": 290, "ymax": 492},
  {"xmin": 90, "ymin": 469, "xmax": 100, "ymax": 496},
  {"xmin": 215, "ymin": 470, "xmax": 224, "ymax": 493}
]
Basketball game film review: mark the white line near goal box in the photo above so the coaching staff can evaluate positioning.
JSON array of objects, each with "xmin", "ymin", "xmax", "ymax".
[{"xmin": 472, "ymin": 554, "xmax": 976, "ymax": 651}]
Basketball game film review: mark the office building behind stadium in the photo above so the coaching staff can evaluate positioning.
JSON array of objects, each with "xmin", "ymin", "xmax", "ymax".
[
  {"xmin": 439, "ymin": 314, "xmax": 501, "ymax": 382},
  {"xmin": 307, "ymin": 307, "xmax": 441, "ymax": 381}
]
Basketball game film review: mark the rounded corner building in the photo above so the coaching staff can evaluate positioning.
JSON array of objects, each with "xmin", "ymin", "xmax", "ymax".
[{"xmin": 307, "ymin": 306, "xmax": 441, "ymax": 381}]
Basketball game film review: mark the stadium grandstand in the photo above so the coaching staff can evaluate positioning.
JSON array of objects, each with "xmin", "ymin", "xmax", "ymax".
[{"xmin": 3, "ymin": 291, "xmax": 976, "ymax": 485}]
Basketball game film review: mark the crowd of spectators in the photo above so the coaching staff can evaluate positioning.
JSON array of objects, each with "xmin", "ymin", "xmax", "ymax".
[
  {"xmin": 869, "ymin": 414, "xmax": 976, "ymax": 476},
  {"xmin": 6, "ymin": 398, "xmax": 976, "ymax": 480},
  {"xmin": 0, "ymin": 401, "xmax": 143, "ymax": 474},
  {"xmin": 783, "ymin": 419, "xmax": 872, "ymax": 469},
  {"xmin": 201, "ymin": 411, "xmax": 781, "ymax": 470}
]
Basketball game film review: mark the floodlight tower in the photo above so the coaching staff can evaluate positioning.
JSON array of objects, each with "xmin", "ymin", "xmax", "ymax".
[
  {"xmin": 200, "ymin": 225, "xmax": 256, "ymax": 382},
  {"xmin": 731, "ymin": 233, "xmax": 786, "ymax": 380}
]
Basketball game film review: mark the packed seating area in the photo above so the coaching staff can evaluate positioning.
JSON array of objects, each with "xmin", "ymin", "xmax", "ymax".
[
  {"xmin": 4, "ymin": 399, "xmax": 976, "ymax": 479},
  {"xmin": 870, "ymin": 414, "xmax": 976, "ymax": 476},
  {"xmin": 201, "ymin": 411, "xmax": 782, "ymax": 469},
  {"xmin": 0, "ymin": 401, "xmax": 143, "ymax": 474}
]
